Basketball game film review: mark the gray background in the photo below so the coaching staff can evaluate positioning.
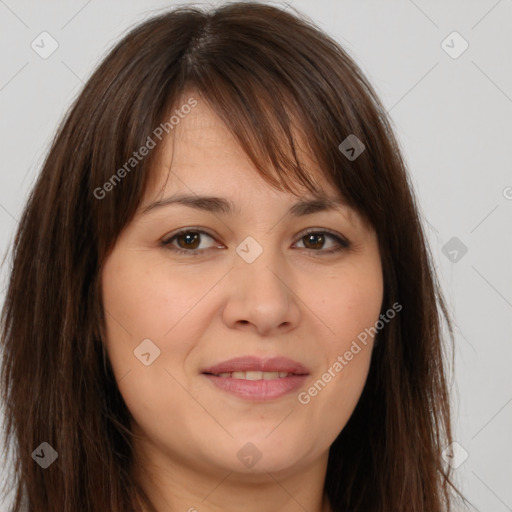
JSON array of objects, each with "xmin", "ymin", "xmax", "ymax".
[{"xmin": 0, "ymin": 0, "xmax": 511, "ymax": 510}]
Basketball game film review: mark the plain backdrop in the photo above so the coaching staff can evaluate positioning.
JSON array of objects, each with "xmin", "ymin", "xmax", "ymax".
[{"xmin": 0, "ymin": 1, "xmax": 511, "ymax": 510}]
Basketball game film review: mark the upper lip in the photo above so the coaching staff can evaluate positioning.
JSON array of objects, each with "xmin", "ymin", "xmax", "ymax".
[{"xmin": 202, "ymin": 356, "xmax": 310, "ymax": 375}]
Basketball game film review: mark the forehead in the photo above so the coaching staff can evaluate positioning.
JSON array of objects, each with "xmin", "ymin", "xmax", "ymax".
[
  {"xmin": 144, "ymin": 95, "xmax": 340, "ymax": 203},
  {"xmin": 136, "ymin": 91, "xmax": 371, "ymax": 233}
]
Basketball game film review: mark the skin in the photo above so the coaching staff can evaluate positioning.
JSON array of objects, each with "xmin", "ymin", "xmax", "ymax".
[{"xmin": 101, "ymin": 92, "xmax": 384, "ymax": 512}]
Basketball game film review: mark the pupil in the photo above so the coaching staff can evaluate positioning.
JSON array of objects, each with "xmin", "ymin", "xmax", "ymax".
[
  {"xmin": 306, "ymin": 233, "xmax": 324, "ymax": 249},
  {"xmin": 179, "ymin": 232, "xmax": 199, "ymax": 249}
]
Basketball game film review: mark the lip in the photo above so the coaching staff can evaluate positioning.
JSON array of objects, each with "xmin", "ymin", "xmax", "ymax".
[
  {"xmin": 201, "ymin": 356, "xmax": 309, "ymax": 401},
  {"xmin": 201, "ymin": 356, "xmax": 309, "ymax": 375}
]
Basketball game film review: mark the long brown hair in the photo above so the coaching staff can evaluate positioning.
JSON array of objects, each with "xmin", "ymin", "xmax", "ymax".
[{"xmin": 1, "ymin": 2, "xmax": 464, "ymax": 511}]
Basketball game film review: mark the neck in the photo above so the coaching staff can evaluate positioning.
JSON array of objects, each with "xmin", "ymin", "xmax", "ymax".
[{"xmin": 132, "ymin": 438, "xmax": 333, "ymax": 512}]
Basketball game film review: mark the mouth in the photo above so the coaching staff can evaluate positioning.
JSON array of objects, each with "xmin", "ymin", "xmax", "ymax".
[
  {"xmin": 206, "ymin": 371, "xmax": 296, "ymax": 380},
  {"xmin": 201, "ymin": 356, "xmax": 309, "ymax": 401}
]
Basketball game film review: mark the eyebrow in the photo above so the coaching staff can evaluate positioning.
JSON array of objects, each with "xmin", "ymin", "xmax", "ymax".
[{"xmin": 141, "ymin": 193, "xmax": 347, "ymax": 217}]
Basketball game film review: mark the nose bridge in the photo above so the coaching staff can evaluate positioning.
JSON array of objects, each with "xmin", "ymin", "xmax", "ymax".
[
  {"xmin": 235, "ymin": 233, "xmax": 287, "ymax": 295},
  {"xmin": 223, "ymin": 232, "xmax": 299, "ymax": 334}
]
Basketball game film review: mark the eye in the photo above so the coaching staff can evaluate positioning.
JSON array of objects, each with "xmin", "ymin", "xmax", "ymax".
[
  {"xmin": 293, "ymin": 229, "xmax": 350, "ymax": 255},
  {"xmin": 161, "ymin": 228, "xmax": 350, "ymax": 256},
  {"xmin": 162, "ymin": 228, "xmax": 222, "ymax": 256}
]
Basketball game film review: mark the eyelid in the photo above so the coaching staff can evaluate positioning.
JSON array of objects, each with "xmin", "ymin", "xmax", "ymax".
[
  {"xmin": 299, "ymin": 227, "xmax": 350, "ymax": 249},
  {"xmin": 162, "ymin": 227, "xmax": 219, "ymax": 245}
]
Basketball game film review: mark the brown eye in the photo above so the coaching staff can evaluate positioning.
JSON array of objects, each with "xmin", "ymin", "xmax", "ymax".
[
  {"xmin": 162, "ymin": 229, "xmax": 220, "ymax": 256},
  {"xmin": 162, "ymin": 228, "xmax": 349, "ymax": 257},
  {"xmin": 174, "ymin": 232, "xmax": 201, "ymax": 250},
  {"xmin": 302, "ymin": 233, "xmax": 326, "ymax": 250},
  {"xmin": 294, "ymin": 230, "xmax": 350, "ymax": 254}
]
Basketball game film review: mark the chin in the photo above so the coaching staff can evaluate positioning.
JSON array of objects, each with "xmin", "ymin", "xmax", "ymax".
[{"xmin": 210, "ymin": 431, "xmax": 314, "ymax": 475}]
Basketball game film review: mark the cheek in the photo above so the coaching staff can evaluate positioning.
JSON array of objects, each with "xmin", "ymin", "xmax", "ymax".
[
  {"xmin": 302, "ymin": 254, "xmax": 382, "ymax": 428},
  {"xmin": 102, "ymin": 255, "xmax": 182, "ymax": 336},
  {"xmin": 320, "ymin": 256, "xmax": 384, "ymax": 350},
  {"xmin": 100, "ymin": 248, "xmax": 229, "ymax": 414},
  {"xmin": 101, "ymin": 250, "xmax": 215, "ymax": 351},
  {"xmin": 100, "ymin": 251, "xmax": 211, "ymax": 433}
]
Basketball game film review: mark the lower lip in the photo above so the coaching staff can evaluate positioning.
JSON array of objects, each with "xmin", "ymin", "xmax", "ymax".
[{"xmin": 203, "ymin": 374, "xmax": 308, "ymax": 401}]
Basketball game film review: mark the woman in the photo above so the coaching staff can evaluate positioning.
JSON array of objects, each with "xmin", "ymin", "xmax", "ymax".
[{"xmin": 0, "ymin": 2, "xmax": 464, "ymax": 511}]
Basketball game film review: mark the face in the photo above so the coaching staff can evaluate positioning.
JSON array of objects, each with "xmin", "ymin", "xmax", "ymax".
[{"xmin": 101, "ymin": 94, "xmax": 384, "ymax": 479}]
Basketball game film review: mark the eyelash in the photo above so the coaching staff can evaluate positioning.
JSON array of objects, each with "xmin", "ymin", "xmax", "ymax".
[{"xmin": 161, "ymin": 228, "xmax": 350, "ymax": 257}]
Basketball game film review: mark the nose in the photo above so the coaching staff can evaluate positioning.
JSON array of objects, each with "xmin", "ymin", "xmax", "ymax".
[{"xmin": 221, "ymin": 242, "xmax": 301, "ymax": 337}]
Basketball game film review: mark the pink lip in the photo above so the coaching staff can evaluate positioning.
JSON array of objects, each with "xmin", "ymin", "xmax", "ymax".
[
  {"xmin": 201, "ymin": 356, "xmax": 309, "ymax": 401},
  {"xmin": 201, "ymin": 356, "xmax": 309, "ymax": 375}
]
